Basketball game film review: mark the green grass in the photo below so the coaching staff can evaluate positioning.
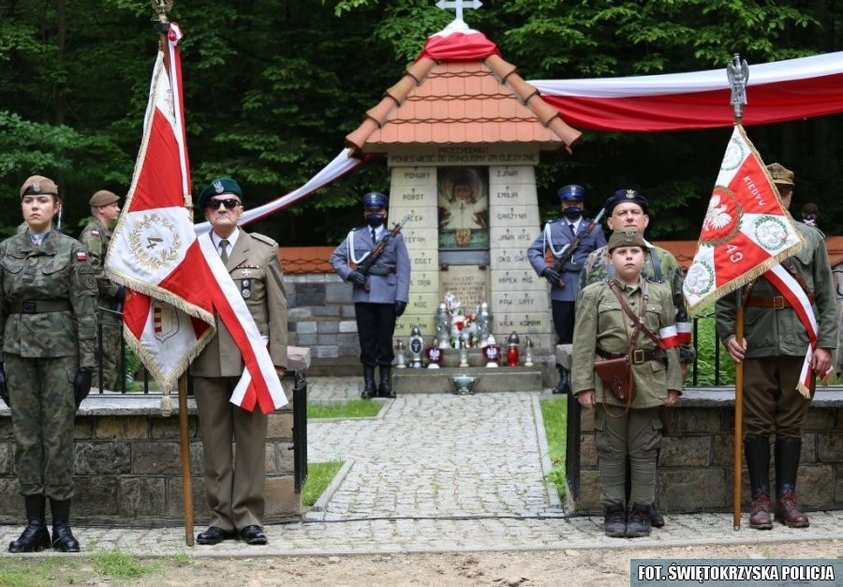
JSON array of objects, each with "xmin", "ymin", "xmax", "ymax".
[
  {"xmin": 93, "ymin": 549, "xmax": 160, "ymax": 579},
  {"xmin": 302, "ymin": 460, "xmax": 344, "ymax": 507},
  {"xmin": 540, "ymin": 396, "xmax": 568, "ymax": 500},
  {"xmin": 307, "ymin": 399, "xmax": 382, "ymax": 419},
  {"xmin": 0, "ymin": 558, "xmax": 78, "ymax": 587}
]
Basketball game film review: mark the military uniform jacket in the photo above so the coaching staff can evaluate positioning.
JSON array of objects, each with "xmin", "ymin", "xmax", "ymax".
[
  {"xmin": 572, "ymin": 278, "xmax": 681, "ymax": 409},
  {"xmin": 580, "ymin": 242, "xmax": 695, "ymax": 364},
  {"xmin": 79, "ymin": 219, "xmax": 121, "ymax": 307},
  {"xmin": 716, "ymin": 222, "xmax": 837, "ymax": 358},
  {"xmin": 527, "ymin": 217, "xmax": 606, "ymax": 302},
  {"xmin": 0, "ymin": 231, "xmax": 97, "ymax": 367},
  {"xmin": 191, "ymin": 231, "xmax": 288, "ymax": 377},
  {"xmin": 330, "ymin": 227, "xmax": 411, "ymax": 305}
]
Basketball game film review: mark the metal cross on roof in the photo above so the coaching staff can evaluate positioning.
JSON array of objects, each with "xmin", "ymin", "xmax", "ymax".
[{"xmin": 436, "ymin": 0, "xmax": 483, "ymax": 22}]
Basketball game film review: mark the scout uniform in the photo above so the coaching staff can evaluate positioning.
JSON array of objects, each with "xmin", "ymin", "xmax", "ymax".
[
  {"xmin": 330, "ymin": 192, "xmax": 411, "ymax": 399},
  {"xmin": 716, "ymin": 163, "xmax": 837, "ymax": 529},
  {"xmin": 3, "ymin": 175, "xmax": 97, "ymax": 553},
  {"xmin": 572, "ymin": 229, "xmax": 681, "ymax": 538},
  {"xmin": 79, "ymin": 190, "xmax": 123, "ymax": 390}
]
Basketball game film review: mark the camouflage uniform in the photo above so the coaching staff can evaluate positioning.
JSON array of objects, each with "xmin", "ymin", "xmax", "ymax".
[
  {"xmin": 0, "ymin": 230, "xmax": 97, "ymax": 500},
  {"xmin": 580, "ymin": 243, "xmax": 695, "ymax": 365},
  {"xmin": 79, "ymin": 218, "xmax": 122, "ymax": 390}
]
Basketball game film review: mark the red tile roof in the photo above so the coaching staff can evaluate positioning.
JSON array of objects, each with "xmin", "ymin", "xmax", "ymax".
[
  {"xmin": 280, "ymin": 246, "xmax": 334, "ymax": 274},
  {"xmin": 345, "ymin": 55, "xmax": 582, "ymax": 155}
]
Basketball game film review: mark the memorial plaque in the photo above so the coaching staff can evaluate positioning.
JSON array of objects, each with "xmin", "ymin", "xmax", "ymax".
[
  {"xmin": 490, "ymin": 269, "xmax": 544, "ymax": 292},
  {"xmin": 390, "ymin": 207, "xmax": 437, "ymax": 229},
  {"xmin": 488, "ymin": 165, "xmax": 536, "ymax": 186},
  {"xmin": 488, "ymin": 185, "xmax": 532, "ymax": 207},
  {"xmin": 489, "ymin": 225, "xmax": 538, "ymax": 250},
  {"xmin": 493, "ymin": 312, "xmax": 550, "ymax": 335},
  {"xmin": 410, "ymin": 249, "xmax": 438, "ymax": 272},
  {"xmin": 439, "ymin": 265, "xmax": 489, "ymax": 314},
  {"xmin": 406, "ymin": 291, "xmax": 441, "ymax": 316},
  {"xmin": 387, "ymin": 145, "xmax": 539, "ymax": 166},
  {"xmin": 390, "ymin": 166, "xmax": 438, "ymax": 186},
  {"xmin": 401, "ymin": 228, "xmax": 438, "ymax": 252},
  {"xmin": 409, "ymin": 270, "xmax": 439, "ymax": 291},
  {"xmin": 489, "ymin": 290, "xmax": 541, "ymax": 316},
  {"xmin": 489, "ymin": 248, "xmax": 530, "ymax": 271},
  {"xmin": 489, "ymin": 205, "xmax": 540, "ymax": 228},
  {"xmin": 395, "ymin": 315, "xmax": 436, "ymax": 338}
]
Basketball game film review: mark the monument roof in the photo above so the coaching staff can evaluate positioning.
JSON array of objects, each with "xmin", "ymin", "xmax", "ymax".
[{"xmin": 345, "ymin": 25, "xmax": 581, "ymax": 155}]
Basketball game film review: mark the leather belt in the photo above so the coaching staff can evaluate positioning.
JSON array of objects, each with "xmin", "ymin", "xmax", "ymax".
[
  {"xmin": 367, "ymin": 266, "xmax": 396, "ymax": 276},
  {"xmin": 8, "ymin": 300, "xmax": 72, "ymax": 314},
  {"xmin": 745, "ymin": 295, "xmax": 813, "ymax": 310},
  {"xmin": 597, "ymin": 348, "xmax": 665, "ymax": 365}
]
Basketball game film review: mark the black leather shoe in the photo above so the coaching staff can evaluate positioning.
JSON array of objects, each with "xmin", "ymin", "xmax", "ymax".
[
  {"xmin": 196, "ymin": 526, "xmax": 236, "ymax": 545},
  {"xmin": 650, "ymin": 504, "xmax": 665, "ymax": 528},
  {"xmin": 626, "ymin": 503, "xmax": 653, "ymax": 538},
  {"xmin": 603, "ymin": 503, "xmax": 626, "ymax": 538},
  {"xmin": 51, "ymin": 523, "xmax": 80, "ymax": 552},
  {"xmin": 240, "ymin": 525, "xmax": 267, "ymax": 545},
  {"xmin": 9, "ymin": 521, "xmax": 51, "ymax": 553}
]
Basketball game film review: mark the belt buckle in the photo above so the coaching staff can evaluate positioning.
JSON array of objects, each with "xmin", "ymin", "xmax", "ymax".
[
  {"xmin": 773, "ymin": 297, "xmax": 785, "ymax": 310},
  {"xmin": 21, "ymin": 301, "xmax": 36, "ymax": 314},
  {"xmin": 632, "ymin": 349, "xmax": 645, "ymax": 364}
]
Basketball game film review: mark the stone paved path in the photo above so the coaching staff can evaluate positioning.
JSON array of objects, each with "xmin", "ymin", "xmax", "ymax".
[{"xmin": 2, "ymin": 376, "xmax": 842, "ymax": 557}]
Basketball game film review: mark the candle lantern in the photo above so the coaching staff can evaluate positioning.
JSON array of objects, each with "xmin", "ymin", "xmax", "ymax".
[
  {"xmin": 482, "ymin": 335, "xmax": 501, "ymax": 368},
  {"xmin": 458, "ymin": 338, "xmax": 469, "ymax": 368},
  {"xmin": 394, "ymin": 340, "xmax": 407, "ymax": 368},
  {"xmin": 435, "ymin": 303, "xmax": 450, "ymax": 348},
  {"xmin": 506, "ymin": 332, "xmax": 520, "ymax": 367},
  {"xmin": 476, "ymin": 302, "xmax": 492, "ymax": 341},
  {"xmin": 426, "ymin": 336, "xmax": 443, "ymax": 368},
  {"xmin": 524, "ymin": 336, "xmax": 535, "ymax": 367},
  {"xmin": 408, "ymin": 325, "xmax": 424, "ymax": 368}
]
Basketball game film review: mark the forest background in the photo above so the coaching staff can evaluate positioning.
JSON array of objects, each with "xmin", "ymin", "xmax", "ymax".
[{"xmin": 1, "ymin": 0, "xmax": 841, "ymax": 245}]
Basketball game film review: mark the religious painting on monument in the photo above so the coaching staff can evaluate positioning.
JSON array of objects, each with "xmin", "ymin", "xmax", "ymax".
[{"xmin": 437, "ymin": 167, "xmax": 489, "ymax": 250}]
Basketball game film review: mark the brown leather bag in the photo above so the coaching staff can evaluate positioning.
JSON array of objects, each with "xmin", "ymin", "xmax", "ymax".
[{"xmin": 594, "ymin": 355, "xmax": 632, "ymax": 401}]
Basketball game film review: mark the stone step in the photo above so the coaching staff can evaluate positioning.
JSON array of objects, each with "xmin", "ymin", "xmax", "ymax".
[{"xmin": 393, "ymin": 366, "xmax": 542, "ymax": 394}]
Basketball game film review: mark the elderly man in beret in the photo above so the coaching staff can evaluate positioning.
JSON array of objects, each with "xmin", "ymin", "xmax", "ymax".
[
  {"xmin": 717, "ymin": 163, "xmax": 836, "ymax": 530},
  {"xmin": 78, "ymin": 190, "xmax": 123, "ymax": 391},
  {"xmin": 190, "ymin": 176, "xmax": 288, "ymax": 546},
  {"xmin": 579, "ymin": 188, "xmax": 693, "ymax": 529}
]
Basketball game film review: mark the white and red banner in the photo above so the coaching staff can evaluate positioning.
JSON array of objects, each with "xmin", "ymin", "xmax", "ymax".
[
  {"xmin": 683, "ymin": 125, "xmax": 803, "ymax": 314},
  {"xmin": 106, "ymin": 24, "xmax": 285, "ymax": 413}
]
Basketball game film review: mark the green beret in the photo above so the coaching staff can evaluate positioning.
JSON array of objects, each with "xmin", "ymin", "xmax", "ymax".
[
  {"xmin": 607, "ymin": 229, "xmax": 647, "ymax": 252},
  {"xmin": 89, "ymin": 190, "xmax": 120, "ymax": 207},
  {"xmin": 20, "ymin": 175, "xmax": 59, "ymax": 200},
  {"xmin": 197, "ymin": 177, "xmax": 243, "ymax": 209}
]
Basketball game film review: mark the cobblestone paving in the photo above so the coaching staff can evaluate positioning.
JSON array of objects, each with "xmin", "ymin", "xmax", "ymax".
[{"xmin": 2, "ymin": 376, "xmax": 842, "ymax": 558}]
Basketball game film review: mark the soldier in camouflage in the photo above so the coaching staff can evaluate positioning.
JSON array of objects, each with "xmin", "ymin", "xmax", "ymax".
[
  {"xmin": 1, "ymin": 175, "xmax": 97, "ymax": 553},
  {"xmin": 78, "ymin": 190, "xmax": 123, "ymax": 391}
]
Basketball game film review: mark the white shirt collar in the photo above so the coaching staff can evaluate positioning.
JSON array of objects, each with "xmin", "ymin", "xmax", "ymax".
[{"xmin": 211, "ymin": 227, "xmax": 240, "ymax": 251}]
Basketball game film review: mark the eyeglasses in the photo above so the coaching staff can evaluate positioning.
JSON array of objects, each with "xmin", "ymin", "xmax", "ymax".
[{"xmin": 206, "ymin": 198, "xmax": 241, "ymax": 210}]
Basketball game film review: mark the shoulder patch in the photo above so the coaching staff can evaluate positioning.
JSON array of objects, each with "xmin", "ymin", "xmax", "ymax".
[
  {"xmin": 250, "ymin": 232, "xmax": 278, "ymax": 247},
  {"xmin": 76, "ymin": 251, "xmax": 88, "ymax": 262}
]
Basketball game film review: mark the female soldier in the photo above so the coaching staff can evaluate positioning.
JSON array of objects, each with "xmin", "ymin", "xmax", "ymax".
[
  {"xmin": 571, "ymin": 229, "xmax": 681, "ymax": 538},
  {"xmin": 2, "ymin": 175, "xmax": 97, "ymax": 552}
]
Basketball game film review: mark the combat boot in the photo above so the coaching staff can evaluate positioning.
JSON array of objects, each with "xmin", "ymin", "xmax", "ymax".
[
  {"xmin": 626, "ymin": 503, "xmax": 652, "ymax": 538},
  {"xmin": 552, "ymin": 364, "xmax": 570, "ymax": 395},
  {"xmin": 50, "ymin": 499, "xmax": 80, "ymax": 552},
  {"xmin": 361, "ymin": 365, "xmax": 377, "ymax": 399},
  {"xmin": 603, "ymin": 503, "xmax": 626, "ymax": 538},
  {"xmin": 377, "ymin": 365, "xmax": 395, "ymax": 398},
  {"xmin": 745, "ymin": 436, "xmax": 773, "ymax": 529},
  {"xmin": 775, "ymin": 438, "xmax": 809, "ymax": 527},
  {"xmin": 8, "ymin": 495, "xmax": 51, "ymax": 553}
]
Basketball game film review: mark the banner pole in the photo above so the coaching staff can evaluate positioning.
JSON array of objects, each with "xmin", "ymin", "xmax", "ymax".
[
  {"xmin": 178, "ymin": 374, "xmax": 195, "ymax": 546},
  {"xmin": 733, "ymin": 289, "xmax": 744, "ymax": 530}
]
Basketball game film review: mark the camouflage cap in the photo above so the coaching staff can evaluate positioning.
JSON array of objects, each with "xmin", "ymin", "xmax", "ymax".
[
  {"xmin": 89, "ymin": 189, "xmax": 120, "ymax": 207},
  {"xmin": 19, "ymin": 175, "xmax": 59, "ymax": 199},
  {"xmin": 607, "ymin": 229, "xmax": 646, "ymax": 252},
  {"xmin": 766, "ymin": 162, "xmax": 795, "ymax": 187}
]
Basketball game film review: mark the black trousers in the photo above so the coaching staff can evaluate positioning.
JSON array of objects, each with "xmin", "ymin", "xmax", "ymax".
[
  {"xmin": 355, "ymin": 302, "xmax": 397, "ymax": 367},
  {"xmin": 551, "ymin": 300, "xmax": 575, "ymax": 345}
]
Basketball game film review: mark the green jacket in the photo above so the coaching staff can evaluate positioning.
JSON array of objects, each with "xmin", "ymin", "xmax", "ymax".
[
  {"xmin": 79, "ymin": 218, "xmax": 122, "ymax": 304},
  {"xmin": 0, "ymin": 230, "xmax": 98, "ymax": 367},
  {"xmin": 716, "ymin": 222, "xmax": 837, "ymax": 357},
  {"xmin": 572, "ymin": 277, "xmax": 681, "ymax": 409}
]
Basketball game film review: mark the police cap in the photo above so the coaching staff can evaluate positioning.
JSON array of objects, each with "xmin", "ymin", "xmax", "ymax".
[
  {"xmin": 197, "ymin": 177, "xmax": 243, "ymax": 209},
  {"xmin": 19, "ymin": 175, "xmax": 59, "ymax": 200},
  {"xmin": 557, "ymin": 184, "xmax": 585, "ymax": 201},
  {"xmin": 604, "ymin": 188, "xmax": 649, "ymax": 215},
  {"xmin": 766, "ymin": 162, "xmax": 795, "ymax": 187},
  {"xmin": 89, "ymin": 190, "xmax": 120, "ymax": 207},
  {"xmin": 362, "ymin": 191, "xmax": 388, "ymax": 208},
  {"xmin": 607, "ymin": 229, "xmax": 647, "ymax": 252}
]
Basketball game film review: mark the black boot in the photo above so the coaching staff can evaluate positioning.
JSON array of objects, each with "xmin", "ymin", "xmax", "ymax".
[
  {"xmin": 378, "ymin": 365, "xmax": 395, "ymax": 398},
  {"xmin": 775, "ymin": 437, "xmax": 809, "ymax": 527},
  {"xmin": 50, "ymin": 499, "xmax": 81, "ymax": 552},
  {"xmin": 552, "ymin": 364, "xmax": 570, "ymax": 395},
  {"xmin": 361, "ymin": 365, "xmax": 377, "ymax": 399},
  {"xmin": 745, "ymin": 436, "xmax": 773, "ymax": 530},
  {"xmin": 8, "ymin": 495, "xmax": 51, "ymax": 553}
]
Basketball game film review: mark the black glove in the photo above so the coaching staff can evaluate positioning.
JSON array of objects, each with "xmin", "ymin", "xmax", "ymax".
[
  {"xmin": 73, "ymin": 368, "xmax": 93, "ymax": 409},
  {"xmin": 0, "ymin": 363, "xmax": 8, "ymax": 407},
  {"xmin": 541, "ymin": 267, "xmax": 563, "ymax": 286},
  {"xmin": 348, "ymin": 271, "xmax": 367, "ymax": 287},
  {"xmin": 395, "ymin": 301, "xmax": 407, "ymax": 318}
]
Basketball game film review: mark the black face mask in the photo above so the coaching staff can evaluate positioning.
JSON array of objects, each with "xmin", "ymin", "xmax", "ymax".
[
  {"xmin": 562, "ymin": 207, "xmax": 583, "ymax": 220},
  {"xmin": 365, "ymin": 213, "xmax": 385, "ymax": 228}
]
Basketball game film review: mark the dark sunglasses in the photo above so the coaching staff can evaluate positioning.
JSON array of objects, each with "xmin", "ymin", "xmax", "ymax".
[{"xmin": 206, "ymin": 198, "xmax": 241, "ymax": 210}]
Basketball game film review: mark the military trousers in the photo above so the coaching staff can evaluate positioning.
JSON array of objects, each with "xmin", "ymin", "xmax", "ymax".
[
  {"xmin": 743, "ymin": 356, "xmax": 813, "ymax": 439},
  {"xmin": 594, "ymin": 406, "xmax": 662, "ymax": 507},
  {"xmin": 194, "ymin": 376, "xmax": 268, "ymax": 531},
  {"xmin": 94, "ymin": 308, "xmax": 122, "ymax": 391},
  {"xmin": 551, "ymin": 300, "xmax": 575, "ymax": 344},
  {"xmin": 355, "ymin": 302, "xmax": 396, "ymax": 367},
  {"xmin": 7, "ymin": 353, "xmax": 78, "ymax": 500}
]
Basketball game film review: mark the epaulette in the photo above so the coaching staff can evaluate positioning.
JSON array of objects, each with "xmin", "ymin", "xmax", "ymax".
[{"xmin": 250, "ymin": 232, "xmax": 278, "ymax": 247}]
